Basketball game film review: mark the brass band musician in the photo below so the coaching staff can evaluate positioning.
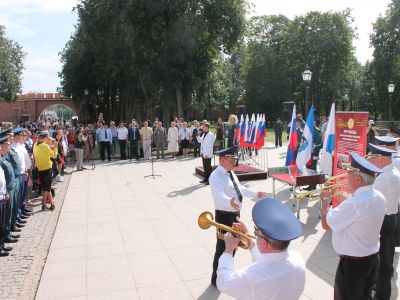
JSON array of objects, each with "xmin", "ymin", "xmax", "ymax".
[{"xmin": 320, "ymin": 152, "xmax": 386, "ymax": 300}]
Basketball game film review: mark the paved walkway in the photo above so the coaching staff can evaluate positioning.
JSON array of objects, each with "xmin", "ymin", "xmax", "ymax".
[{"xmin": 35, "ymin": 144, "xmax": 400, "ymax": 299}]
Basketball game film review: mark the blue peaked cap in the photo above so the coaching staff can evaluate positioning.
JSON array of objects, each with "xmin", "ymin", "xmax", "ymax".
[
  {"xmin": 215, "ymin": 145, "xmax": 239, "ymax": 157},
  {"xmin": 0, "ymin": 128, "xmax": 13, "ymax": 137},
  {"xmin": 350, "ymin": 152, "xmax": 382, "ymax": 176},
  {"xmin": 0, "ymin": 136, "xmax": 9, "ymax": 145},
  {"xmin": 252, "ymin": 198, "xmax": 302, "ymax": 241},
  {"xmin": 368, "ymin": 143, "xmax": 396, "ymax": 157},
  {"xmin": 375, "ymin": 136, "xmax": 399, "ymax": 146},
  {"xmin": 12, "ymin": 127, "xmax": 24, "ymax": 135}
]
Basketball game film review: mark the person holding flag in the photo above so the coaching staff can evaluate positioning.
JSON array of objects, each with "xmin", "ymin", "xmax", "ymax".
[{"xmin": 296, "ymin": 105, "xmax": 314, "ymax": 173}]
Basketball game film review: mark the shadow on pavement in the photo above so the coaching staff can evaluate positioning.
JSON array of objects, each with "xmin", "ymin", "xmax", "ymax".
[
  {"xmin": 167, "ymin": 184, "xmax": 205, "ymax": 198},
  {"xmin": 197, "ymin": 284, "xmax": 221, "ymax": 300}
]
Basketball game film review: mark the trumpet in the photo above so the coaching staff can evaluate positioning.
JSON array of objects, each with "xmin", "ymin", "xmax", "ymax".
[
  {"xmin": 295, "ymin": 183, "xmax": 343, "ymax": 202},
  {"xmin": 325, "ymin": 173, "xmax": 348, "ymax": 183},
  {"xmin": 198, "ymin": 211, "xmax": 255, "ymax": 249}
]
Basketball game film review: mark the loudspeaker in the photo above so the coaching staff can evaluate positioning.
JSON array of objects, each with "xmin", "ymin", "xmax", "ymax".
[{"xmin": 282, "ymin": 102, "xmax": 295, "ymax": 123}]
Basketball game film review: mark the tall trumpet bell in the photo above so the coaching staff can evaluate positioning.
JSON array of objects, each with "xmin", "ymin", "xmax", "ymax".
[
  {"xmin": 198, "ymin": 211, "xmax": 255, "ymax": 249},
  {"xmin": 295, "ymin": 183, "xmax": 343, "ymax": 202}
]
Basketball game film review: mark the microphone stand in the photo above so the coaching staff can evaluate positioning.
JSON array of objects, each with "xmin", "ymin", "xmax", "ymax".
[{"xmin": 143, "ymin": 142, "xmax": 161, "ymax": 179}]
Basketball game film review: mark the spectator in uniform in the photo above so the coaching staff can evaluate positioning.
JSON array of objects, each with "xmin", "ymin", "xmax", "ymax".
[
  {"xmin": 0, "ymin": 154, "xmax": 8, "ymax": 256},
  {"xmin": 217, "ymin": 199, "xmax": 306, "ymax": 299},
  {"xmin": 209, "ymin": 145, "xmax": 266, "ymax": 286},
  {"xmin": 320, "ymin": 152, "xmax": 386, "ymax": 300},
  {"xmin": 273, "ymin": 118, "xmax": 283, "ymax": 147}
]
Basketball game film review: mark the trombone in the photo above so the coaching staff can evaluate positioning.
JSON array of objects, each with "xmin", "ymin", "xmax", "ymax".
[
  {"xmin": 295, "ymin": 183, "xmax": 343, "ymax": 202},
  {"xmin": 198, "ymin": 211, "xmax": 255, "ymax": 249}
]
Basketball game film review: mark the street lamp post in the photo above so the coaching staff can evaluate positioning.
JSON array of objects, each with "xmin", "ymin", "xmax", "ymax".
[
  {"xmin": 388, "ymin": 83, "xmax": 395, "ymax": 123},
  {"xmin": 302, "ymin": 66, "xmax": 312, "ymax": 115}
]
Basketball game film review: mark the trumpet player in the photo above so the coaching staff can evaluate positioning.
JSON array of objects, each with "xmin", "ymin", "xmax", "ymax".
[
  {"xmin": 368, "ymin": 140, "xmax": 400, "ymax": 300},
  {"xmin": 320, "ymin": 152, "xmax": 386, "ymax": 300},
  {"xmin": 209, "ymin": 145, "xmax": 266, "ymax": 287},
  {"xmin": 216, "ymin": 199, "xmax": 305, "ymax": 300}
]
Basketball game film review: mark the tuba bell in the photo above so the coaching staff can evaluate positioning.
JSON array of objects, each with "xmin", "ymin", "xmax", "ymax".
[{"xmin": 198, "ymin": 211, "xmax": 255, "ymax": 249}]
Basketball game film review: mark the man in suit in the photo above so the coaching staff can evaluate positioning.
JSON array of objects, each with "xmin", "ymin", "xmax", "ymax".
[
  {"xmin": 197, "ymin": 122, "xmax": 215, "ymax": 185},
  {"xmin": 128, "ymin": 120, "xmax": 140, "ymax": 160}
]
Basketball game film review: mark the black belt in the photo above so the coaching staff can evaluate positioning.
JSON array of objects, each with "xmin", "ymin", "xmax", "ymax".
[
  {"xmin": 339, "ymin": 253, "xmax": 377, "ymax": 260},
  {"xmin": 215, "ymin": 210, "xmax": 239, "ymax": 215}
]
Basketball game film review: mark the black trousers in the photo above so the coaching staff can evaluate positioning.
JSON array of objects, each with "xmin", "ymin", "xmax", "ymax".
[
  {"xmin": 394, "ymin": 208, "xmax": 400, "ymax": 247},
  {"xmin": 0, "ymin": 199, "xmax": 6, "ymax": 244},
  {"xmin": 211, "ymin": 210, "xmax": 240, "ymax": 285},
  {"xmin": 193, "ymin": 143, "xmax": 200, "ymax": 157},
  {"xmin": 275, "ymin": 131, "xmax": 282, "ymax": 147},
  {"xmin": 375, "ymin": 214, "xmax": 397, "ymax": 300},
  {"xmin": 129, "ymin": 140, "xmax": 139, "ymax": 159},
  {"xmin": 202, "ymin": 156, "xmax": 212, "ymax": 182},
  {"xmin": 119, "ymin": 140, "xmax": 127, "ymax": 159},
  {"xmin": 100, "ymin": 141, "xmax": 111, "ymax": 161},
  {"xmin": 334, "ymin": 253, "xmax": 379, "ymax": 300}
]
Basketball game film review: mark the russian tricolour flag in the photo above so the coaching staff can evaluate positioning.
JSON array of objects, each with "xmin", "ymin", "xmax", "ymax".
[
  {"xmin": 296, "ymin": 105, "xmax": 314, "ymax": 172},
  {"xmin": 285, "ymin": 106, "xmax": 298, "ymax": 166},
  {"xmin": 320, "ymin": 103, "xmax": 335, "ymax": 176}
]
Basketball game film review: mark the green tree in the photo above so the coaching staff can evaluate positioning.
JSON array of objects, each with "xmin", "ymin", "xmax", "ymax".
[{"xmin": 0, "ymin": 25, "xmax": 25, "ymax": 102}]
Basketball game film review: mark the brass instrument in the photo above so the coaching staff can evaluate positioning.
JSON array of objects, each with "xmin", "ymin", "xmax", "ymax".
[
  {"xmin": 198, "ymin": 211, "xmax": 255, "ymax": 249},
  {"xmin": 295, "ymin": 183, "xmax": 343, "ymax": 202},
  {"xmin": 365, "ymin": 153, "xmax": 381, "ymax": 160},
  {"xmin": 325, "ymin": 173, "xmax": 348, "ymax": 183}
]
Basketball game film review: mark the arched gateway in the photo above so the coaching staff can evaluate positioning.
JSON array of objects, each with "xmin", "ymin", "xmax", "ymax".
[{"xmin": 0, "ymin": 93, "xmax": 81, "ymax": 123}]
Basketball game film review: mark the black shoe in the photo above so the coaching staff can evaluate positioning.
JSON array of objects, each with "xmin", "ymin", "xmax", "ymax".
[
  {"xmin": 200, "ymin": 179, "xmax": 208, "ymax": 183},
  {"xmin": 204, "ymin": 182, "xmax": 209, "ymax": 185},
  {"xmin": 15, "ymin": 223, "xmax": 25, "ymax": 228},
  {"xmin": 42, "ymin": 205, "xmax": 47, "ymax": 211},
  {"xmin": 82, "ymin": 167, "xmax": 87, "ymax": 169},
  {"xmin": 4, "ymin": 237, "xmax": 18, "ymax": 243},
  {"xmin": 24, "ymin": 208, "xmax": 33, "ymax": 213},
  {"xmin": 10, "ymin": 234, "xmax": 20, "ymax": 239},
  {"xmin": 0, "ymin": 249, "xmax": 9, "ymax": 257},
  {"xmin": 11, "ymin": 228, "xmax": 21, "ymax": 232},
  {"xmin": 18, "ymin": 219, "xmax": 27, "ymax": 224},
  {"xmin": 20, "ymin": 215, "xmax": 29, "ymax": 220},
  {"xmin": 1, "ymin": 245, "xmax": 13, "ymax": 252}
]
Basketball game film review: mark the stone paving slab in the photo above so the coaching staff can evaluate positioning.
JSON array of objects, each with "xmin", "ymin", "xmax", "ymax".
[
  {"xmin": 35, "ymin": 144, "xmax": 400, "ymax": 300},
  {"xmin": 0, "ymin": 167, "xmax": 72, "ymax": 300}
]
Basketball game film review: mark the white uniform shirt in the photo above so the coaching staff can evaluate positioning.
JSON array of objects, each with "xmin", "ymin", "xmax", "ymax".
[
  {"xmin": 11, "ymin": 142, "xmax": 26, "ymax": 175},
  {"xmin": 326, "ymin": 185, "xmax": 386, "ymax": 257},
  {"xmin": 373, "ymin": 164, "xmax": 400, "ymax": 215},
  {"xmin": 116, "ymin": 127, "xmax": 128, "ymax": 140},
  {"xmin": 0, "ymin": 166, "xmax": 6, "ymax": 199},
  {"xmin": 197, "ymin": 131, "xmax": 215, "ymax": 158},
  {"xmin": 217, "ymin": 247, "xmax": 306, "ymax": 300},
  {"xmin": 209, "ymin": 165, "xmax": 257, "ymax": 212}
]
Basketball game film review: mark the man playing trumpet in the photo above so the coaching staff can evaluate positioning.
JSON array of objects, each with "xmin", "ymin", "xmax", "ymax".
[
  {"xmin": 216, "ymin": 199, "xmax": 306, "ymax": 299},
  {"xmin": 209, "ymin": 145, "xmax": 265, "ymax": 287},
  {"xmin": 320, "ymin": 152, "xmax": 386, "ymax": 300}
]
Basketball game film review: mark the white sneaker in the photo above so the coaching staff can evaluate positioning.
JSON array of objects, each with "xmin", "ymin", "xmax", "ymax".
[{"xmin": 56, "ymin": 175, "xmax": 64, "ymax": 182}]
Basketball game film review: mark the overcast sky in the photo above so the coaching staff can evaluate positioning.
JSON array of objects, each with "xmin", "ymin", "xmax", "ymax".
[{"xmin": 0, "ymin": 0, "xmax": 391, "ymax": 93}]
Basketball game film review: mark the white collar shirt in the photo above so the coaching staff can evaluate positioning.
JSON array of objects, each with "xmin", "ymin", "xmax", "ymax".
[
  {"xmin": 326, "ymin": 185, "xmax": 386, "ymax": 256},
  {"xmin": 11, "ymin": 142, "xmax": 26, "ymax": 174},
  {"xmin": 373, "ymin": 164, "xmax": 400, "ymax": 215},
  {"xmin": 179, "ymin": 127, "xmax": 191, "ymax": 140},
  {"xmin": 209, "ymin": 165, "xmax": 257, "ymax": 212},
  {"xmin": 217, "ymin": 247, "xmax": 306, "ymax": 300},
  {"xmin": 116, "ymin": 127, "xmax": 128, "ymax": 140}
]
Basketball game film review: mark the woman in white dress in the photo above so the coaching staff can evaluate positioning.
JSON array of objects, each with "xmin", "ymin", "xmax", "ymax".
[{"xmin": 167, "ymin": 121, "xmax": 179, "ymax": 157}]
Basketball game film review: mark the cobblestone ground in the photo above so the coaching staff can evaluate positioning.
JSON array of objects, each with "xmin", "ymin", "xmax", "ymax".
[{"xmin": 0, "ymin": 167, "xmax": 72, "ymax": 300}]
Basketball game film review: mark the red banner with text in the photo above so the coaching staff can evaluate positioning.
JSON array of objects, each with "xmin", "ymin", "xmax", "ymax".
[{"xmin": 332, "ymin": 111, "xmax": 369, "ymax": 207}]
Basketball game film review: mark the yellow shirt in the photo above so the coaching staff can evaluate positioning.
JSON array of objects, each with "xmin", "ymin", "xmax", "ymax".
[{"xmin": 33, "ymin": 142, "xmax": 58, "ymax": 171}]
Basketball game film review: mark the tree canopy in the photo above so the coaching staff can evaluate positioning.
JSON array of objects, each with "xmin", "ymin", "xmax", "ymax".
[{"xmin": 0, "ymin": 25, "xmax": 25, "ymax": 102}]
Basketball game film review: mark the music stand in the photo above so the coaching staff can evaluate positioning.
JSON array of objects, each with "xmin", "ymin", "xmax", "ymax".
[{"xmin": 143, "ymin": 143, "xmax": 161, "ymax": 179}]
